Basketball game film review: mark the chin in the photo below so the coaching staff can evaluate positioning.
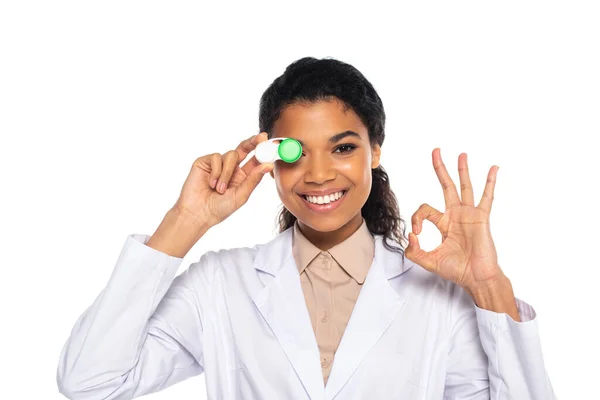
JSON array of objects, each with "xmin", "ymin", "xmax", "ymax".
[{"xmin": 294, "ymin": 213, "xmax": 353, "ymax": 233}]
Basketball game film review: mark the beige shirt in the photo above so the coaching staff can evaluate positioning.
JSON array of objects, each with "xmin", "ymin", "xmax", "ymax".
[{"xmin": 292, "ymin": 218, "xmax": 375, "ymax": 386}]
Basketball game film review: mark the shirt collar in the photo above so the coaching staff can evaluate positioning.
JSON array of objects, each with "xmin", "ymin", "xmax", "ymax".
[{"xmin": 292, "ymin": 218, "xmax": 375, "ymax": 284}]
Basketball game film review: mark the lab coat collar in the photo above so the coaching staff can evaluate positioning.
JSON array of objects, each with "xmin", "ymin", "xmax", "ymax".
[
  {"xmin": 253, "ymin": 227, "xmax": 412, "ymax": 279},
  {"xmin": 252, "ymin": 227, "xmax": 415, "ymax": 400}
]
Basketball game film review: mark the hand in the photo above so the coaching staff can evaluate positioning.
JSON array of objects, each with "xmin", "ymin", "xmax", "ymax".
[
  {"xmin": 173, "ymin": 132, "xmax": 273, "ymax": 228},
  {"xmin": 405, "ymin": 148, "xmax": 505, "ymax": 292}
]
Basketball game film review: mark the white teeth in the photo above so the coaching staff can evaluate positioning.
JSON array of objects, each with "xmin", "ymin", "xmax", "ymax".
[{"xmin": 303, "ymin": 191, "xmax": 345, "ymax": 205}]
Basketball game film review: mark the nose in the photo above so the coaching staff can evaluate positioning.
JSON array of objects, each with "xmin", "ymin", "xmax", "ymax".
[{"xmin": 303, "ymin": 152, "xmax": 337, "ymax": 184}]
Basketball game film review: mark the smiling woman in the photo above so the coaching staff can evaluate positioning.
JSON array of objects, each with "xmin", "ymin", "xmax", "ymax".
[
  {"xmin": 56, "ymin": 56, "xmax": 557, "ymax": 400},
  {"xmin": 259, "ymin": 58, "xmax": 406, "ymax": 252},
  {"xmin": 267, "ymin": 100, "xmax": 385, "ymax": 247}
]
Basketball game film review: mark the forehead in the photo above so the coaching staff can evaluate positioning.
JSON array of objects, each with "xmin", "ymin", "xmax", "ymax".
[{"xmin": 271, "ymin": 100, "xmax": 368, "ymax": 142}]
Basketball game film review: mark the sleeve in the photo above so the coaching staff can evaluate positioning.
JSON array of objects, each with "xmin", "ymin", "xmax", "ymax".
[
  {"xmin": 443, "ymin": 286, "xmax": 557, "ymax": 399},
  {"xmin": 56, "ymin": 233, "xmax": 211, "ymax": 400}
]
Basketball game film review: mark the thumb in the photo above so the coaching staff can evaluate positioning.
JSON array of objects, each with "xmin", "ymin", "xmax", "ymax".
[
  {"xmin": 235, "ymin": 163, "xmax": 273, "ymax": 206},
  {"xmin": 405, "ymin": 232, "xmax": 436, "ymax": 273}
]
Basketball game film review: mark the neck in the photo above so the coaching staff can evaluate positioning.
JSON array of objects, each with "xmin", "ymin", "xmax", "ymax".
[{"xmin": 297, "ymin": 213, "xmax": 364, "ymax": 251}]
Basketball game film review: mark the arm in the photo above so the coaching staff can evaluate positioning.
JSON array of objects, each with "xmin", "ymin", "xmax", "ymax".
[
  {"xmin": 403, "ymin": 150, "xmax": 556, "ymax": 398},
  {"xmin": 443, "ymin": 281, "xmax": 557, "ymax": 399},
  {"xmin": 57, "ymin": 209, "xmax": 212, "ymax": 399}
]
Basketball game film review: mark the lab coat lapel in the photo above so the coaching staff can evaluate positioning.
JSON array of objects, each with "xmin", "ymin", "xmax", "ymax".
[
  {"xmin": 325, "ymin": 235, "xmax": 412, "ymax": 400},
  {"xmin": 252, "ymin": 228, "xmax": 325, "ymax": 400}
]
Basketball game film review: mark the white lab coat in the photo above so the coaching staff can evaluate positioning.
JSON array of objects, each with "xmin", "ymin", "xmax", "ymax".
[{"xmin": 57, "ymin": 227, "xmax": 556, "ymax": 399}]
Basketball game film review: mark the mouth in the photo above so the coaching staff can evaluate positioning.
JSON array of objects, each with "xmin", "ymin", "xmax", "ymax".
[{"xmin": 297, "ymin": 189, "xmax": 348, "ymax": 213}]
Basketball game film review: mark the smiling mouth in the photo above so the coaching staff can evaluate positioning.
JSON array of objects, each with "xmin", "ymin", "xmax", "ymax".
[{"xmin": 299, "ymin": 190, "xmax": 347, "ymax": 205}]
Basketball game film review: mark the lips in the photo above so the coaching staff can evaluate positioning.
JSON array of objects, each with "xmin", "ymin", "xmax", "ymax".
[
  {"xmin": 298, "ymin": 188, "xmax": 348, "ymax": 196},
  {"xmin": 301, "ymin": 190, "xmax": 346, "ymax": 204},
  {"xmin": 298, "ymin": 189, "xmax": 348, "ymax": 213}
]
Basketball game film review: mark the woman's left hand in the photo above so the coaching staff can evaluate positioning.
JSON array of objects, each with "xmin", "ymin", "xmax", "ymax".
[{"xmin": 405, "ymin": 148, "xmax": 506, "ymax": 293}]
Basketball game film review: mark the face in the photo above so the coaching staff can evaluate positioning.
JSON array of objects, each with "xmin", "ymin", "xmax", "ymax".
[{"xmin": 269, "ymin": 99, "xmax": 381, "ymax": 248}]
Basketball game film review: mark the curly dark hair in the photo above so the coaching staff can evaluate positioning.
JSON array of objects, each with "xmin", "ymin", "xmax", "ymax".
[{"xmin": 258, "ymin": 57, "xmax": 408, "ymax": 256}]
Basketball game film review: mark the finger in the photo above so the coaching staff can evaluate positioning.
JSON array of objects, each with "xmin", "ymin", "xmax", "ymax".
[
  {"xmin": 477, "ymin": 165, "xmax": 499, "ymax": 214},
  {"xmin": 235, "ymin": 133, "xmax": 262, "ymax": 162},
  {"xmin": 432, "ymin": 148, "xmax": 461, "ymax": 208},
  {"xmin": 208, "ymin": 153, "xmax": 222, "ymax": 189},
  {"xmin": 241, "ymin": 132, "xmax": 268, "ymax": 175},
  {"xmin": 216, "ymin": 150, "xmax": 240, "ymax": 194},
  {"xmin": 404, "ymin": 232, "xmax": 438, "ymax": 274},
  {"xmin": 411, "ymin": 203, "xmax": 444, "ymax": 235},
  {"xmin": 235, "ymin": 132, "xmax": 267, "ymax": 167},
  {"xmin": 458, "ymin": 153, "xmax": 474, "ymax": 206},
  {"xmin": 235, "ymin": 162, "xmax": 274, "ymax": 206}
]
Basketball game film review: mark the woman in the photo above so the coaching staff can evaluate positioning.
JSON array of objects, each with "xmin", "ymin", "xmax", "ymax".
[{"xmin": 57, "ymin": 57, "xmax": 556, "ymax": 399}]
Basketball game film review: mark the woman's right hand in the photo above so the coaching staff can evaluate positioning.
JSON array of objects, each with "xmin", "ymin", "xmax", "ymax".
[{"xmin": 173, "ymin": 132, "xmax": 274, "ymax": 228}]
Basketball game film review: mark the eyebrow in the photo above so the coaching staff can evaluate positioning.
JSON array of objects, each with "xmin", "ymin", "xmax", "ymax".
[{"xmin": 294, "ymin": 130, "xmax": 362, "ymax": 147}]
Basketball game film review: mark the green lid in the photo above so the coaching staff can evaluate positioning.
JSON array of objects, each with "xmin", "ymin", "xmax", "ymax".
[{"xmin": 278, "ymin": 138, "xmax": 302, "ymax": 163}]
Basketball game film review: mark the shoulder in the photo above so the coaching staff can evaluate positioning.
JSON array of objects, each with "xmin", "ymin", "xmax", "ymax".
[
  {"xmin": 187, "ymin": 228, "xmax": 292, "ymax": 287},
  {"xmin": 186, "ymin": 243, "xmax": 260, "ymax": 286},
  {"xmin": 404, "ymin": 259, "xmax": 459, "ymax": 295},
  {"xmin": 399, "ymin": 255, "xmax": 473, "ymax": 314},
  {"xmin": 377, "ymin": 238, "xmax": 453, "ymax": 294}
]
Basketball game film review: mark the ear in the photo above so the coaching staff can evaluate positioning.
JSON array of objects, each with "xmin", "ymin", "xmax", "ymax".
[{"xmin": 371, "ymin": 144, "xmax": 381, "ymax": 169}]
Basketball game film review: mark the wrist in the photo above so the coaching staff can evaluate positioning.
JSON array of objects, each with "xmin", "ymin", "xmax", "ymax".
[
  {"xmin": 171, "ymin": 203, "xmax": 215, "ymax": 230},
  {"xmin": 146, "ymin": 207, "xmax": 211, "ymax": 258},
  {"xmin": 466, "ymin": 277, "xmax": 521, "ymax": 322}
]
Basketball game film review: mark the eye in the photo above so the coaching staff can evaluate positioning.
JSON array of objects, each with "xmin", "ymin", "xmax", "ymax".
[{"xmin": 334, "ymin": 144, "xmax": 357, "ymax": 154}]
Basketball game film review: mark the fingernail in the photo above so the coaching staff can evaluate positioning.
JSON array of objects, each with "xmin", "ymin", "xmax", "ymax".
[
  {"xmin": 218, "ymin": 182, "xmax": 226, "ymax": 193},
  {"xmin": 210, "ymin": 179, "xmax": 217, "ymax": 189}
]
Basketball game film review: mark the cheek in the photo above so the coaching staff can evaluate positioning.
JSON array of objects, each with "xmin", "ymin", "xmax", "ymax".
[
  {"xmin": 337, "ymin": 157, "xmax": 371, "ymax": 184},
  {"xmin": 273, "ymin": 167, "xmax": 298, "ymax": 195}
]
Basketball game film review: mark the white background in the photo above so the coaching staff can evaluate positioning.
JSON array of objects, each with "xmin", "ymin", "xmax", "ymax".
[{"xmin": 1, "ymin": 1, "xmax": 598, "ymax": 399}]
